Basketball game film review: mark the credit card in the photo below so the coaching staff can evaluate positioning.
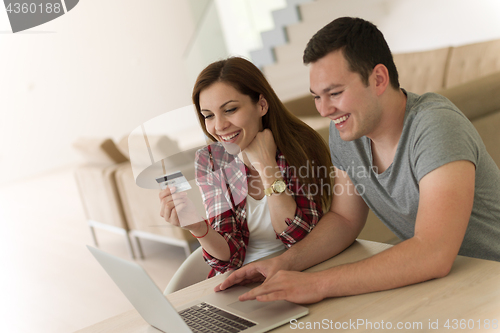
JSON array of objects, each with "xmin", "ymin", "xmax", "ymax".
[{"xmin": 155, "ymin": 171, "xmax": 192, "ymax": 192}]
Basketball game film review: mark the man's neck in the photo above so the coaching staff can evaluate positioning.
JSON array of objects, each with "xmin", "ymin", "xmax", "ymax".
[{"xmin": 369, "ymin": 88, "xmax": 407, "ymax": 173}]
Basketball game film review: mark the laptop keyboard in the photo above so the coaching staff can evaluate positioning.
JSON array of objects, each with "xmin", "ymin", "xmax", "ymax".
[{"xmin": 179, "ymin": 302, "xmax": 256, "ymax": 333}]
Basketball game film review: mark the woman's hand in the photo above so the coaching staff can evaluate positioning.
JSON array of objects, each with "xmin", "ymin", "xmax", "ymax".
[
  {"xmin": 159, "ymin": 187, "xmax": 203, "ymax": 231},
  {"xmin": 241, "ymin": 129, "xmax": 277, "ymax": 175}
]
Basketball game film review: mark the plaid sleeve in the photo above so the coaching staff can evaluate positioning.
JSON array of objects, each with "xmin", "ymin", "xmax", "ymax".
[
  {"xmin": 194, "ymin": 146, "xmax": 249, "ymax": 277},
  {"xmin": 276, "ymin": 153, "xmax": 323, "ymax": 247}
]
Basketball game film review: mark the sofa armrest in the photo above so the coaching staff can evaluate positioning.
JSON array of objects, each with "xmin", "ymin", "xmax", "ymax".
[
  {"xmin": 73, "ymin": 137, "xmax": 128, "ymax": 165},
  {"xmin": 436, "ymin": 71, "xmax": 500, "ymax": 122},
  {"xmin": 74, "ymin": 163, "xmax": 129, "ymax": 229}
]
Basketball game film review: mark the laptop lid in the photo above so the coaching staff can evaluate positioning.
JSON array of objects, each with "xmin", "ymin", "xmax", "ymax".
[
  {"xmin": 88, "ymin": 245, "xmax": 191, "ymax": 332},
  {"xmin": 88, "ymin": 246, "xmax": 308, "ymax": 333}
]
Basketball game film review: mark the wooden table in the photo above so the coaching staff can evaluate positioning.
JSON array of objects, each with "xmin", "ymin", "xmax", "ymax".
[{"xmin": 76, "ymin": 240, "xmax": 500, "ymax": 332}]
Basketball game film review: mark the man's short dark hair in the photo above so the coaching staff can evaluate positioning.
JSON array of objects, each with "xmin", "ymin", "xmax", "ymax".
[{"xmin": 303, "ymin": 17, "xmax": 400, "ymax": 89}]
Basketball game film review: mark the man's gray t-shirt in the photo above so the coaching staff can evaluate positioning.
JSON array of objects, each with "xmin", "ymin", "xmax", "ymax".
[{"xmin": 329, "ymin": 91, "xmax": 500, "ymax": 261}]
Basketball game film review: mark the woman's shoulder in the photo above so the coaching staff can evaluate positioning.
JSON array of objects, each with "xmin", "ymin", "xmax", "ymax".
[
  {"xmin": 196, "ymin": 142, "xmax": 223, "ymax": 157},
  {"xmin": 195, "ymin": 143, "xmax": 238, "ymax": 166},
  {"xmin": 275, "ymin": 148, "xmax": 289, "ymax": 167},
  {"xmin": 195, "ymin": 145, "xmax": 210, "ymax": 167}
]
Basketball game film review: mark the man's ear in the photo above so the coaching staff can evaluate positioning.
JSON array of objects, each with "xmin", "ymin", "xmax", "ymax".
[
  {"xmin": 258, "ymin": 94, "xmax": 269, "ymax": 116},
  {"xmin": 371, "ymin": 64, "xmax": 390, "ymax": 96}
]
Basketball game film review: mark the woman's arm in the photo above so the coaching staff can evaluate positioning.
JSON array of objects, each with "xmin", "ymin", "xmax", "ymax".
[
  {"xmin": 255, "ymin": 163, "xmax": 298, "ymax": 234},
  {"xmin": 274, "ymin": 152, "xmax": 322, "ymax": 245},
  {"xmin": 195, "ymin": 145, "xmax": 249, "ymax": 275},
  {"xmin": 243, "ymin": 129, "xmax": 321, "ymax": 241}
]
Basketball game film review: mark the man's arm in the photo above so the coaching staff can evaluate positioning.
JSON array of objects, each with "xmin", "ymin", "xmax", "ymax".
[
  {"xmin": 216, "ymin": 167, "xmax": 369, "ymax": 291},
  {"xmin": 237, "ymin": 160, "xmax": 475, "ymax": 304},
  {"xmin": 277, "ymin": 166, "xmax": 369, "ymax": 271}
]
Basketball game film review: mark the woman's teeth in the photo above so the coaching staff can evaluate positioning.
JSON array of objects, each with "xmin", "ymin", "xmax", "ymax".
[
  {"xmin": 220, "ymin": 132, "xmax": 239, "ymax": 141},
  {"xmin": 333, "ymin": 114, "xmax": 350, "ymax": 124}
]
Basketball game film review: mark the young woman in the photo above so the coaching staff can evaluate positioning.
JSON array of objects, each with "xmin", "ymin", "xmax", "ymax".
[{"xmin": 160, "ymin": 57, "xmax": 332, "ymax": 277}]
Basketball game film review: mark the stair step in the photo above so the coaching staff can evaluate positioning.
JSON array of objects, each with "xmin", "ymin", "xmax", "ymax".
[
  {"xmin": 262, "ymin": 0, "xmax": 391, "ymax": 100},
  {"xmin": 249, "ymin": 0, "xmax": 313, "ymax": 68},
  {"xmin": 250, "ymin": 48, "xmax": 275, "ymax": 70},
  {"xmin": 272, "ymin": 4, "xmax": 301, "ymax": 29}
]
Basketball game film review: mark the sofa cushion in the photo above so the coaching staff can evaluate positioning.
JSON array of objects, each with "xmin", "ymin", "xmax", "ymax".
[
  {"xmin": 471, "ymin": 113, "xmax": 500, "ymax": 169},
  {"xmin": 283, "ymin": 94, "xmax": 317, "ymax": 118},
  {"xmin": 74, "ymin": 163, "xmax": 129, "ymax": 229},
  {"xmin": 393, "ymin": 47, "xmax": 451, "ymax": 95},
  {"xmin": 445, "ymin": 39, "xmax": 500, "ymax": 88},
  {"xmin": 116, "ymin": 135, "xmax": 130, "ymax": 160},
  {"xmin": 73, "ymin": 137, "xmax": 129, "ymax": 165},
  {"xmin": 436, "ymin": 71, "xmax": 500, "ymax": 121}
]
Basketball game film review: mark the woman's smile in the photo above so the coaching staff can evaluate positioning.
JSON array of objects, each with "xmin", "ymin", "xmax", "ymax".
[
  {"xmin": 218, "ymin": 130, "xmax": 241, "ymax": 143},
  {"xmin": 199, "ymin": 82, "xmax": 267, "ymax": 152}
]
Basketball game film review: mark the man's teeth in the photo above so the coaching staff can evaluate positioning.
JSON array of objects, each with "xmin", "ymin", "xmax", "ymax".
[
  {"xmin": 333, "ymin": 115, "xmax": 349, "ymax": 124},
  {"xmin": 220, "ymin": 132, "xmax": 239, "ymax": 141}
]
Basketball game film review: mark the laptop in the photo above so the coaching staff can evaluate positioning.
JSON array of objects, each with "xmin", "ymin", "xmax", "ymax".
[{"xmin": 88, "ymin": 246, "xmax": 309, "ymax": 333}]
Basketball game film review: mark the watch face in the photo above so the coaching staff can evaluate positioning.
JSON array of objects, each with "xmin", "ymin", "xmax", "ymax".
[{"xmin": 273, "ymin": 179, "xmax": 286, "ymax": 193}]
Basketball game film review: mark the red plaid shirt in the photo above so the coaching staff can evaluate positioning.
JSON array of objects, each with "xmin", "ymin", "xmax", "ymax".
[{"xmin": 195, "ymin": 143, "xmax": 323, "ymax": 277}]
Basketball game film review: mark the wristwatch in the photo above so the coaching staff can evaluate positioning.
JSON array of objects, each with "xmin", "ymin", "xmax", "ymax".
[{"xmin": 264, "ymin": 178, "xmax": 287, "ymax": 196}]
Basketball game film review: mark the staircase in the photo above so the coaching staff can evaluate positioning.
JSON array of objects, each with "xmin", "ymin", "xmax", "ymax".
[
  {"xmin": 251, "ymin": 0, "xmax": 390, "ymax": 102},
  {"xmin": 249, "ymin": 0, "xmax": 313, "ymax": 69}
]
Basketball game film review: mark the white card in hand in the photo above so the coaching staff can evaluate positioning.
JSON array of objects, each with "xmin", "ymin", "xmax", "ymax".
[{"xmin": 155, "ymin": 171, "xmax": 192, "ymax": 192}]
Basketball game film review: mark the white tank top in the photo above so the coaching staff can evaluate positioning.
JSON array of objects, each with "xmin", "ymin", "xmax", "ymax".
[{"xmin": 243, "ymin": 194, "xmax": 285, "ymax": 265}]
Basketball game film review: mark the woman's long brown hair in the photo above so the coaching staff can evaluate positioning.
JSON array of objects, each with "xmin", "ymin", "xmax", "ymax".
[{"xmin": 192, "ymin": 57, "xmax": 333, "ymax": 210}]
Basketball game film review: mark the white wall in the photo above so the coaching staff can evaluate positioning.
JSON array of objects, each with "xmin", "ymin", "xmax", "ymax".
[
  {"xmin": 0, "ymin": 0, "xmax": 197, "ymax": 185},
  {"xmin": 380, "ymin": 0, "xmax": 500, "ymax": 53},
  {"xmin": 184, "ymin": 0, "xmax": 228, "ymax": 91}
]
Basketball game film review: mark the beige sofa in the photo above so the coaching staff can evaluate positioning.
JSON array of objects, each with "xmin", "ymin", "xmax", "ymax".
[
  {"xmin": 73, "ymin": 138, "xmax": 136, "ymax": 256},
  {"xmin": 282, "ymin": 38, "xmax": 500, "ymax": 243},
  {"xmin": 74, "ymin": 138, "xmax": 199, "ymax": 259}
]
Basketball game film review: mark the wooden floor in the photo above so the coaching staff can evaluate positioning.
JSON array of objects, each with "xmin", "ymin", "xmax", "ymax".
[{"xmin": 0, "ymin": 168, "xmax": 187, "ymax": 333}]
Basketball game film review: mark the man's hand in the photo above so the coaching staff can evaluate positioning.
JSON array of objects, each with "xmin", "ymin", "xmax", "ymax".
[
  {"xmin": 215, "ymin": 256, "xmax": 288, "ymax": 292},
  {"xmin": 215, "ymin": 256, "xmax": 324, "ymax": 304},
  {"xmin": 237, "ymin": 270, "xmax": 325, "ymax": 304}
]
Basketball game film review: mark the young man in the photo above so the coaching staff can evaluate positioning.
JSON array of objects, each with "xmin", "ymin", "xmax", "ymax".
[{"xmin": 216, "ymin": 17, "xmax": 500, "ymax": 304}]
